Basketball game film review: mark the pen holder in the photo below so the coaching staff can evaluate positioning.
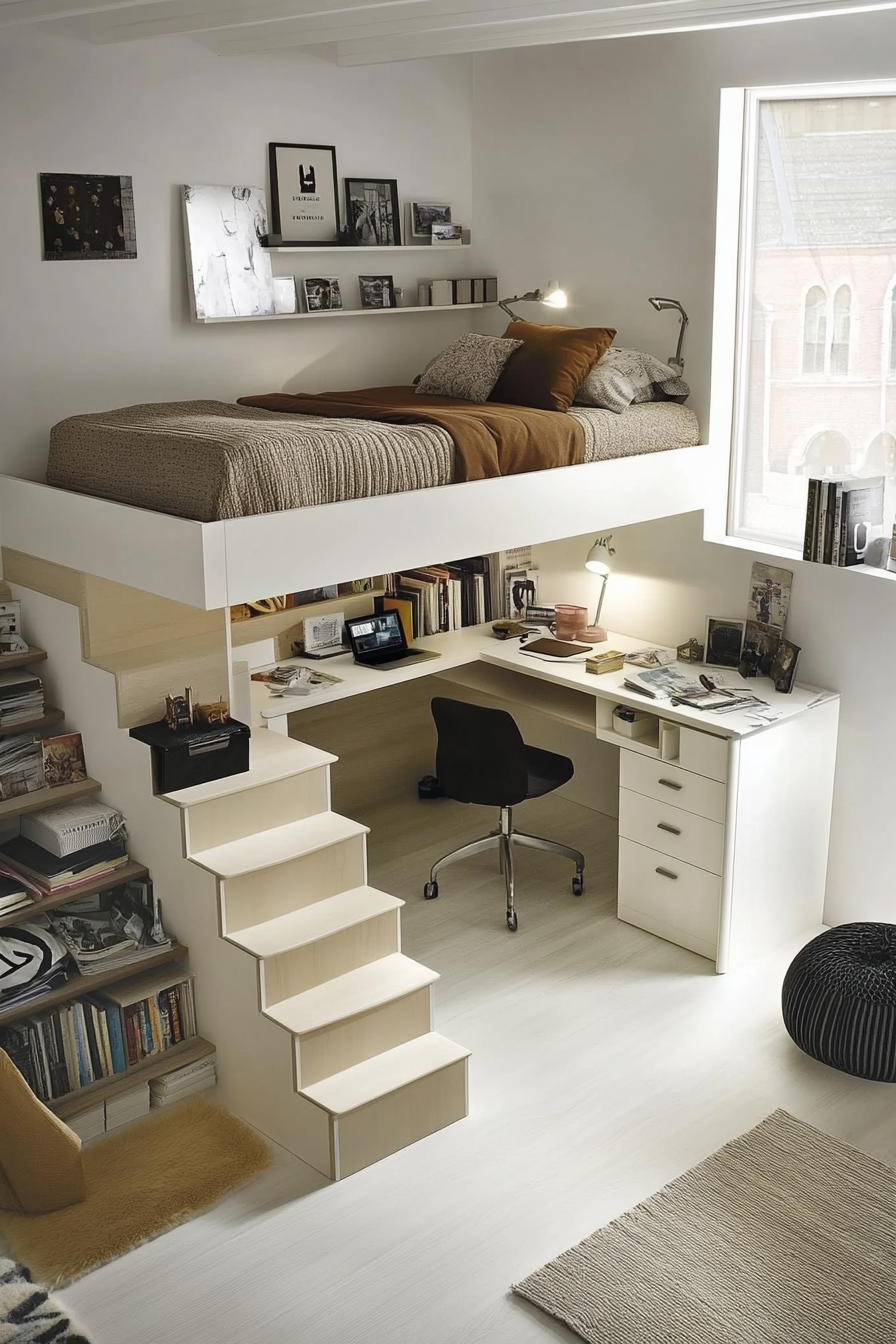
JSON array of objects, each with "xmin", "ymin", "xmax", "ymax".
[{"xmin": 551, "ymin": 605, "xmax": 588, "ymax": 641}]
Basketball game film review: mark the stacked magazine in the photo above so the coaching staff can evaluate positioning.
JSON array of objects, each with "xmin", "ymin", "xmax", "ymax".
[
  {"xmin": 0, "ymin": 669, "xmax": 44, "ymax": 727},
  {"xmin": 48, "ymin": 878, "xmax": 172, "ymax": 975},
  {"xmin": 0, "ymin": 733, "xmax": 44, "ymax": 802}
]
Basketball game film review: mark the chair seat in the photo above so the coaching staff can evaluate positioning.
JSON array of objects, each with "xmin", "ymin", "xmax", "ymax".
[{"xmin": 525, "ymin": 744, "xmax": 575, "ymax": 799}]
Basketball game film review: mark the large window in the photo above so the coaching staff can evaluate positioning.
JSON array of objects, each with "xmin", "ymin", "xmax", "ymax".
[{"xmin": 724, "ymin": 83, "xmax": 896, "ymax": 551}]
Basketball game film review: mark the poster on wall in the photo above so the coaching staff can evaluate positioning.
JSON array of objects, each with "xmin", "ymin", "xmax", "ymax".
[
  {"xmin": 182, "ymin": 184, "xmax": 275, "ymax": 320},
  {"xmin": 269, "ymin": 143, "xmax": 340, "ymax": 246},
  {"xmin": 39, "ymin": 173, "xmax": 137, "ymax": 260}
]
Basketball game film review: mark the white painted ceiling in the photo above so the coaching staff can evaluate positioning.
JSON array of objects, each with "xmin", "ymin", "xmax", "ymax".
[{"xmin": 1, "ymin": 0, "xmax": 893, "ymax": 65}]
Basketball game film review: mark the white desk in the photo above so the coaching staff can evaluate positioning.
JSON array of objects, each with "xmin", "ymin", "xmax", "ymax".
[{"xmin": 252, "ymin": 626, "xmax": 840, "ymax": 973}]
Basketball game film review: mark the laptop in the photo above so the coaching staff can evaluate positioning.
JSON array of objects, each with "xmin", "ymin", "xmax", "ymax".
[{"xmin": 344, "ymin": 610, "xmax": 442, "ymax": 671}]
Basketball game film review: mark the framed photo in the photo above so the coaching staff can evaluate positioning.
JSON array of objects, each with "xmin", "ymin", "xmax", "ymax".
[
  {"xmin": 430, "ymin": 222, "xmax": 464, "ymax": 246},
  {"xmin": 704, "ymin": 617, "xmax": 746, "ymax": 668},
  {"xmin": 39, "ymin": 173, "xmax": 137, "ymax": 261},
  {"xmin": 268, "ymin": 142, "xmax": 339, "ymax": 245},
  {"xmin": 183, "ymin": 184, "xmax": 274, "ymax": 319},
  {"xmin": 410, "ymin": 201, "xmax": 451, "ymax": 238},
  {"xmin": 747, "ymin": 561, "xmax": 792, "ymax": 630},
  {"xmin": 358, "ymin": 274, "xmax": 395, "ymax": 309},
  {"xmin": 302, "ymin": 277, "xmax": 342, "ymax": 312},
  {"xmin": 770, "ymin": 638, "xmax": 801, "ymax": 694},
  {"xmin": 42, "ymin": 732, "xmax": 88, "ymax": 788},
  {"xmin": 739, "ymin": 619, "xmax": 780, "ymax": 678},
  {"xmin": 344, "ymin": 178, "xmax": 401, "ymax": 246},
  {"xmin": 272, "ymin": 276, "xmax": 298, "ymax": 315}
]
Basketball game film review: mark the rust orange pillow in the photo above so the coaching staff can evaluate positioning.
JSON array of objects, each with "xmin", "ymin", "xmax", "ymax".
[{"xmin": 489, "ymin": 321, "xmax": 617, "ymax": 413}]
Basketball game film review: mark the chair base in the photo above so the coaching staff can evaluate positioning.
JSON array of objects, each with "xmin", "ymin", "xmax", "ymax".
[{"xmin": 425, "ymin": 806, "xmax": 585, "ymax": 931}]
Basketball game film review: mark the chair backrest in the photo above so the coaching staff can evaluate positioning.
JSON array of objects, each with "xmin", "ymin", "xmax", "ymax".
[{"xmin": 431, "ymin": 697, "xmax": 529, "ymax": 806}]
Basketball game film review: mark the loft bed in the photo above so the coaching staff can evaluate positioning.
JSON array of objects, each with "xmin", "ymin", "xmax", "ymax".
[{"xmin": 0, "ymin": 338, "xmax": 714, "ymax": 611}]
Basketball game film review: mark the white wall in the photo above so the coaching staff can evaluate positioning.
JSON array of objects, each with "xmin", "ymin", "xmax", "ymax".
[
  {"xmin": 471, "ymin": 8, "xmax": 896, "ymax": 926},
  {"xmin": 0, "ymin": 29, "xmax": 473, "ymax": 479}
]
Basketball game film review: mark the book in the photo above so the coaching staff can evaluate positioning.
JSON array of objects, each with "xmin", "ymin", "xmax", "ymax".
[
  {"xmin": 381, "ymin": 595, "xmax": 415, "ymax": 646},
  {"xmin": 623, "ymin": 667, "xmax": 704, "ymax": 700},
  {"xmin": 837, "ymin": 477, "xmax": 885, "ymax": 567},
  {"xmin": 0, "ymin": 734, "xmax": 44, "ymax": 801},
  {"xmin": 21, "ymin": 800, "xmax": 126, "ymax": 859},
  {"xmin": 803, "ymin": 479, "xmax": 821, "ymax": 562},
  {"xmin": 430, "ymin": 279, "xmax": 453, "ymax": 306},
  {"xmin": 0, "ymin": 834, "xmax": 128, "ymax": 891},
  {"xmin": 585, "ymin": 650, "xmax": 625, "ymax": 675},
  {"xmin": 0, "ymin": 872, "xmax": 30, "ymax": 912}
]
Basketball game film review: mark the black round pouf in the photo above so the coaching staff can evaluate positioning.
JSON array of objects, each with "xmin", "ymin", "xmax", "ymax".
[{"xmin": 782, "ymin": 922, "xmax": 896, "ymax": 1081}]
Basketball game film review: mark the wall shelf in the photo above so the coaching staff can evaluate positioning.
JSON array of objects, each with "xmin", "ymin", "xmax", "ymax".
[
  {"xmin": 0, "ymin": 647, "xmax": 48, "ymax": 671},
  {"xmin": 0, "ymin": 777, "xmax": 102, "ymax": 823},
  {"xmin": 0, "ymin": 707, "xmax": 64, "ymax": 740},
  {"xmin": 263, "ymin": 244, "xmax": 471, "ymax": 253},
  {"xmin": 0, "ymin": 861, "xmax": 150, "ymax": 932},
  {"xmin": 197, "ymin": 303, "xmax": 494, "ymax": 325},
  {"xmin": 53, "ymin": 1035, "xmax": 215, "ymax": 1121}
]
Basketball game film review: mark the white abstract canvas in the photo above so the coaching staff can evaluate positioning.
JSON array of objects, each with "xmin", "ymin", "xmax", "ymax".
[{"xmin": 183, "ymin": 184, "xmax": 275, "ymax": 320}]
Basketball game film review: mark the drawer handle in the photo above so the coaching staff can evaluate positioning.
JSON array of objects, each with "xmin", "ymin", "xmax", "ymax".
[
  {"xmin": 658, "ymin": 778, "xmax": 682, "ymax": 791},
  {"xmin": 657, "ymin": 822, "xmax": 682, "ymax": 836},
  {"xmin": 655, "ymin": 866, "xmax": 679, "ymax": 880}
]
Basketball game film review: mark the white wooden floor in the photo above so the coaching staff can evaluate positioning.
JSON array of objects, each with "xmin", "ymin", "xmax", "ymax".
[{"xmin": 47, "ymin": 792, "xmax": 896, "ymax": 1343}]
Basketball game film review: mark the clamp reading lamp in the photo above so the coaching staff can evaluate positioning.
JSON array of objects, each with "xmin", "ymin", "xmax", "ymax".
[
  {"xmin": 648, "ymin": 296, "xmax": 689, "ymax": 372},
  {"xmin": 582, "ymin": 534, "xmax": 615, "ymax": 643},
  {"xmin": 498, "ymin": 281, "xmax": 568, "ymax": 323}
]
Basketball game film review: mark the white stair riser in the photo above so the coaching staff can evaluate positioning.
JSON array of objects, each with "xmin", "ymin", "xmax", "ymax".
[
  {"xmin": 293, "ymin": 986, "xmax": 433, "ymax": 1087},
  {"xmin": 221, "ymin": 836, "xmax": 367, "ymax": 934},
  {"xmin": 258, "ymin": 911, "xmax": 401, "ymax": 1008},
  {"xmin": 331, "ymin": 1058, "xmax": 469, "ymax": 1180},
  {"xmin": 185, "ymin": 767, "xmax": 331, "ymax": 854}
]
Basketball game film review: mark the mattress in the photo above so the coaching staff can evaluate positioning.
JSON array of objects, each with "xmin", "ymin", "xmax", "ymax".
[{"xmin": 46, "ymin": 399, "xmax": 701, "ymax": 523}]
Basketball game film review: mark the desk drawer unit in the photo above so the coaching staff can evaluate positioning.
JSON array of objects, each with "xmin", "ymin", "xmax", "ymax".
[
  {"xmin": 619, "ymin": 753, "xmax": 726, "ymax": 823},
  {"xmin": 617, "ymin": 838, "xmax": 721, "ymax": 961},
  {"xmin": 618, "ymin": 788, "xmax": 725, "ymax": 876}
]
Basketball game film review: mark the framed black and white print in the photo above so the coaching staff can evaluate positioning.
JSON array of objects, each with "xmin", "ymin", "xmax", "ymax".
[
  {"xmin": 410, "ymin": 201, "xmax": 451, "ymax": 238},
  {"xmin": 704, "ymin": 616, "xmax": 747, "ymax": 669},
  {"xmin": 40, "ymin": 173, "xmax": 137, "ymax": 260},
  {"xmin": 358, "ymin": 275, "xmax": 395, "ymax": 309},
  {"xmin": 269, "ymin": 143, "xmax": 339, "ymax": 245},
  {"xmin": 302, "ymin": 276, "xmax": 342, "ymax": 312},
  {"xmin": 345, "ymin": 178, "xmax": 401, "ymax": 246}
]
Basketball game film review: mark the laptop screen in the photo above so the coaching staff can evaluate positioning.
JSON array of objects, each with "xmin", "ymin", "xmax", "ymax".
[{"xmin": 346, "ymin": 611, "xmax": 406, "ymax": 659}]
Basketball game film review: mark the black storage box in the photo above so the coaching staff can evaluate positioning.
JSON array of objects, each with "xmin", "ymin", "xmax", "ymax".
[{"xmin": 129, "ymin": 718, "xmax": 251, "ymax": 794}]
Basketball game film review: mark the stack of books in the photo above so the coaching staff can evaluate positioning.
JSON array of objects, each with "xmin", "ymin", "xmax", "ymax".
[
  {"xmin": 0, "ymin": 734, "xmax": 44, "ymax": 802},
  {"xmin": 48, "ymin": 879, "xmax": 171, "ymax": 975},
  {"xmin": 105, "ymin": 1083, "xmax": 151, "ymax": 1130},
  {"xmin": 803, "ymin": 476, "xmax": 885, "ymax": 565},
  {"xmin": 0, "ymin": 871, "xmax": 32, "ymax": 918},
  {"xmin": 0, "ymin": 669, "xmax": 43, "ymax": 728},
  {"xmin": 0, "ymin": 799, "xmax": 129, "ymax": 896},
  {"xmin": 67, "ymin": 1103, "xmax": 106, "ymax": 1143},
  {"xmin": 381, "ymin": 557, "xmax": 493, "ymax": 638},
  {"xmin": 150, "ymin": 1053, "xmax": 217, "ymax": 1109}
]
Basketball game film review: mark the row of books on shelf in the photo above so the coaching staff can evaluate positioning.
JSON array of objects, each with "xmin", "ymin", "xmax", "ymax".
[
  {"xmin": 380, "ymin": 557, "xmax": 495, "ymax": 638},
  {"xmin": 0, "ymin": 970, "xmax": 196, "ymax": 1105},
  {"xmin": 803, "ymin": 475, "xmax": 885, "ymax": 565},
  {"xmin": 417, "ymin": 277, "xmax": 498, "ymax": 307}
]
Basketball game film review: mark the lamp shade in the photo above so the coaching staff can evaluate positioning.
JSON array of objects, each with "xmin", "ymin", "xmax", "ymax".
[
  {"xmin": 542, "ymin": 283, "xmax": 568, "ymax": 309},
  {"xmin": 585, "ymin": 543, "xmax": 611, "ymax": 576}
]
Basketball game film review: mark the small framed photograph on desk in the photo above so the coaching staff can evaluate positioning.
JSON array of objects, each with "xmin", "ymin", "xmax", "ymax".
[{"xmin": 704, "ymin": 617, "xmax": 746, "ymax": 668}]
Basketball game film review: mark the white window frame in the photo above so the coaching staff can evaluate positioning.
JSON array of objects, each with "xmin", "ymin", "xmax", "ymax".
[{"xmin": 706, "ymin": 78, "xmax": 896, "ymax": 558}]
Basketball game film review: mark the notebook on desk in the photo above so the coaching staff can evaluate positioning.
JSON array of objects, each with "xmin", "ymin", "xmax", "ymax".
[{"xmin": 344, "ymin": 610, "xmax": 442, "ymax": 671}]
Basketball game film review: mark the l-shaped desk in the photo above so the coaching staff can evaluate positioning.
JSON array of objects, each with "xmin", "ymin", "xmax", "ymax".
[{"xmin": 252, "ymin": 626, "xmax": 840, "ymax": 974}]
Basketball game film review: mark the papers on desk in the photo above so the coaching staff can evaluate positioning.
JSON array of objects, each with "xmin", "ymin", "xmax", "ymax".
[{"xmin": 266, "ymin": 668, "xmax": 343, "ymax": 698}]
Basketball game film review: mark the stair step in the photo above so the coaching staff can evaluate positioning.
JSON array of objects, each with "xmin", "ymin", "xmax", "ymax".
[
  {"xmin": 190, "ymin": 811, "xmax": 369, "ymax": 879},
  {"xmin": 301, "ymin": 1032, "xmax": 470, "ymax": 1116},
  {"xmin": 226, "ymin": 886, "xmax": 404, "ymax": 959},
  {"xmin": 264, "ymin": 953, "xmax": 438, "ymax": 1035},
  {"xmin": 161, "ymin": 732, "xmax": 336, "ymax": 807}
]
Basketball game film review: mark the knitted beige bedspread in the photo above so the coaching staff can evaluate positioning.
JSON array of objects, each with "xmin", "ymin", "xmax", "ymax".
[{"xmin": 46, "ymin": 399, "xmax": 700, "ymax": 523}]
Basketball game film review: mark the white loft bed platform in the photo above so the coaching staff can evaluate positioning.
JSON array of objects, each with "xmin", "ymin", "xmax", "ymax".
[{"xmin": 0, "ymin": 445, "xmax": 716, "ymax": 611}]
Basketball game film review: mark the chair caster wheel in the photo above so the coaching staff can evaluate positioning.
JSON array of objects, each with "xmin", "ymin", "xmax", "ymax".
[
  {"xmin": 506, "ymin": 910, "xmax": 518, "ymax": 932},
  {"xmin": 423, "ymin": 881, "xmax": 439, "ymax": 900},
  {"xmin": 572, "ymin": 875, "xmax": 584, "ymax": 897}
]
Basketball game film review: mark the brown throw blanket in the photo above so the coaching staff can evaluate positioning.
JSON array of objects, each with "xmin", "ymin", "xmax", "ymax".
[{"xmin": 236, "ymin": 385, "xmax": 585, "ymax": 481}]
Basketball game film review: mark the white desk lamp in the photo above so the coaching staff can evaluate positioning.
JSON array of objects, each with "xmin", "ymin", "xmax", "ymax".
[
  {"xmin": 582, "ymin": 535, "xmax": 615, "ymax": 642},
  {"xmin": 498, "ymin": 281, "xmax": 568, "ymax": 323}
]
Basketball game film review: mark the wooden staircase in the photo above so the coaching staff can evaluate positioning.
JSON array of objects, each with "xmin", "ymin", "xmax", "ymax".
[{"xmin": 161, "ymin": 729, "xmax": 470, "ymax": 1181}]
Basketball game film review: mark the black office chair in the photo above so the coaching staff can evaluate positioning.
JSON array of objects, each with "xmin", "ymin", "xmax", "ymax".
[{"xmin": 423, "ymin": 697, "xmax": 585, "ymax": 932}]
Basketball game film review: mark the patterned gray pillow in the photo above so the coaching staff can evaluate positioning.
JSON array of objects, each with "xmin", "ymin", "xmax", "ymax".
[
  {"xmin": 415, "ymin": 333, "xmax": 524, "ymax": 402},
  {"xmin": 574, "ymin": 347, "xmax": 690, "ymax": 413}
]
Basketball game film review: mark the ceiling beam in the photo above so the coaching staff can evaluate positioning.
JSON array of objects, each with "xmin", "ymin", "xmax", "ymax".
[
  {"xmin": 86, "ymin": 0, "xmax": 423, "ymax": 43},
  {"xmin": 0, "ymin": 0, "xmax": 182, "ymax": 27}
]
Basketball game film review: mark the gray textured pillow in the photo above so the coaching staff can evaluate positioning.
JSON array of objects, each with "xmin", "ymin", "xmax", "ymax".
[
  {"xmin": 415, "ymin": 333, "xmax": 523, "ymax": 402},
  {"xmin": 574, "ymin": 348, "xmax": 690, "ymax": 413}
]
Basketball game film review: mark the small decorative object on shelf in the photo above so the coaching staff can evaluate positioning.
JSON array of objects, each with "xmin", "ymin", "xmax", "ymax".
[
  {"xmin": 130, "ymin": 716, "xmax": 250, "ymax": 793},
  {"xmin": 303, "ymin": 276, "xmax": 342, "ymax": 312},
  {"xmin": 431, "ymin": 223, "xmax": 464, "ymax": 246},
  {"xmin": 0, "ymin": 601, "xmax": 28, "ymax": 657},
  {"xmin": 358, "ymin": 275, "xmax": 395, "ymax": 309},
  {"xmin": 410, "ymin": 202, "xmax": 452, "ymax": 239},
  {"xmin": 165, "ymin": 688, "xmax": 194, "ymax": 732},
  {"xmin": 677, "ymin": 637, "xmax": 705, "ymax": 663},
  {"xmin": 770, "ymin": 638, "xmax": 801, "ymax": 694},
  {"xmin": 193, "ymin": 700, "xmax": 230, "ymax": 727},
  {"xmin": 41, "ymin": 732, "xmax": 87, "ymax": 788}
]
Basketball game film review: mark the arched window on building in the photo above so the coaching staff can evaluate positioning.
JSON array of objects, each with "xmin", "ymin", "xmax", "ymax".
[
  {"xmin": 803, "ymin": 287, "xmax": 827, "ymax": 374},
  {"xmin": 801, "ymin": 429, "xmax": 855, "ymax": 477},
  {"xmin": 830, "ymin": 285, "xmax": 851, "ymax": 376},
  {"xmin": 864, "ymin": 431, "xmax": 896, "ymax": 476}
]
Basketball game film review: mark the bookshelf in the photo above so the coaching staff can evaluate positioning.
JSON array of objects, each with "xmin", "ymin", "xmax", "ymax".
[
  {"xmin": 0, "ymin": 777, "xmax": 102, "ymax": 823},
  {"xmin": 54, "ymin": 1035, "xmax": 216, "ymax": 1120},
  {"xmin": 0, "ymin": 860, "xmax": 150, "ymax": 931},
  {"xmin": 0, "ymin": 647, "xmax": 48, "ymax": 671},
  {"xmin": 0, "ymin": 707, "xmax": 64, "ymax": 740}
]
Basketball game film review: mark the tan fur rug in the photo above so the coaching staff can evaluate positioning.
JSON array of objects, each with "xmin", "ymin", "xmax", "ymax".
[{"xmin": 0, "ymin": 1098, "xmax": 273, "ymax": 1289}]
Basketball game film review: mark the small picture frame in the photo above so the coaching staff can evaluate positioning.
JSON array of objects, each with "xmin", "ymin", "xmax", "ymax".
[
  {"xmin": 302, "ymin": 277, "xmax": 342, "ymax": 312},
  {"xmin": 704, "ymin": 617, "xmax": 746, "ymax": 668},
  {"xmin": 272, "ymin": 276, "xmax": 298, "ymax": 315},
  {"xmin": 41, "ymin": 732, "xmax": 88, "ymax": 787},
  {"xmin": 739, "ymin": 619, "xmax": 780, "ymax": 679},
  {"xmin": 770, "ymin": 638, "xmax": 801, "ymax": 694},
  {"xmin": 430, "ymin": 222, "xmax": 464, "ymax": 246},
  {"xmin": 358, "ymin": 274, "xmax": 395, "ymax": 309},
  {"xmin": 410, "ymin": 201, "xmax": 452, "ymax": 238},
  {"xmin": 344, "ymin": 178, "xmax": 401, "ymax": 246},
  {"xmin": 268, "ymin": 142, "xmax": 340, "ymax": 245}
]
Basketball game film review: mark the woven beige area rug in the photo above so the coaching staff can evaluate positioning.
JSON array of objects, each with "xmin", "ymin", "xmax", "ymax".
[
  {"xmin": 0, "ymin": 1097, "xmax": 272, "ymax": 1289},
  {"xmin": 513, "ymin": 1109, "xmax": 896, "ymax": 1344}
]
